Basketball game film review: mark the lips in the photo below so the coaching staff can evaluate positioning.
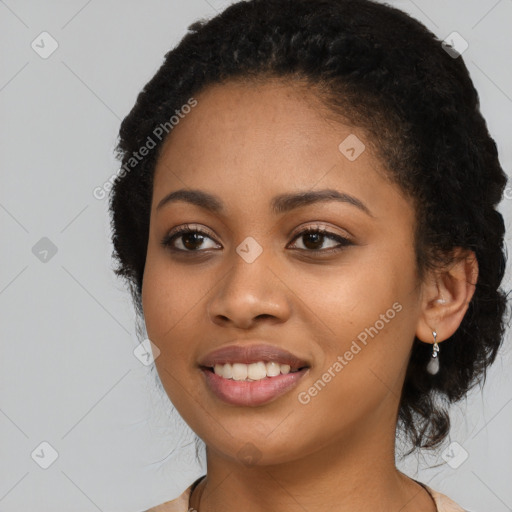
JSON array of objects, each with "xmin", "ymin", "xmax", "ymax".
[
  {"xmin": 198, "ymin": 343, "xmax": 310, "ymax": 370},
  {"xmin": 198, "ymin": 343, "xmax": 310, "ymax": 407}
]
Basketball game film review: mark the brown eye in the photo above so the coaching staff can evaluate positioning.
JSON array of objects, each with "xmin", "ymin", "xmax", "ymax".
[
  {"xmin": 161, "ymin": 224, "xmax": 353, "ymax": 255},
  {"xmin": 161, "ymin": 225, "xmax": 221, "ymax": 252},
  {"xmin": 288, "ymin": 227, "xmax": 353, "ymax": 252},
  {"xmin": 180, "ymin": 232, "xmax": 206, "ymax": 250}
]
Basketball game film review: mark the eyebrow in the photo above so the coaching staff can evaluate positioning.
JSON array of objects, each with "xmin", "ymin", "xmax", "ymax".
[{"xmin": 156, "ymin": 188, "xmax": 373, "ymax": 217}]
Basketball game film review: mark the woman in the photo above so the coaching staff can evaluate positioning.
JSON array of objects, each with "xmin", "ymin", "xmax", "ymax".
[{"xmin": 108, "ymin": 0, "xmax": 508, "ymax": 510}]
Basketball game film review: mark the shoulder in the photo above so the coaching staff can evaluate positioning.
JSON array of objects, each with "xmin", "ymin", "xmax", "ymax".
[
  {"xmin": 143, "ymin": 486, "xmax": 190, "ymax": 512},
  {"xmin": 424, "ymin": 484, "xmax": 472, "ymax": 512},
  {"xmin": 143, "ymin": 475, "xmax": 205, "ymax": 512}
]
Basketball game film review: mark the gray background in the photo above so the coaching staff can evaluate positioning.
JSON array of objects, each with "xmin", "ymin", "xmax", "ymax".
[{"xmin": 1, "ymin": 0, "xmax": 511, "ymax": 511}]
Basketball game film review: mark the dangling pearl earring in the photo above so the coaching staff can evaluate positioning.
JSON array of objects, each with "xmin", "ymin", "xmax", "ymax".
[{"xmin": 426, "ymin": 330, "xmax": 440, "ymax": 375}]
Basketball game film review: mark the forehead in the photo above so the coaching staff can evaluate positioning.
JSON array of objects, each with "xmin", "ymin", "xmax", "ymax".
[
  {"xmin": 155, "ymin": 80, "xmax": 370, "ymax": 177},
  {"xmin": 156, "ymin": 79, "xmax": 332, "ymax": 164},
  {"xmin": 151, "ymin": 79, "xmax": 409, "ymax": 220}
]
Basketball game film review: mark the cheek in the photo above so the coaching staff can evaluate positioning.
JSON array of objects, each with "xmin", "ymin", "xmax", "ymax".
[
  {"xmin": 141, "ymin": 256, "xmax": 203, "ymax": 409},
  {"xmin": 141, "ymin": 251, "xmax": 229, "ymax": 402},
  {"xmin": 141, "ymin": 250, "xmax": 207, "ymax": 344},
  {"xmin": 289, "ymin": 250, "xmax": 412, "ymax": 342},
  {"xmin": 292, "ymin": 249, "xmax": 418, "ymax": 396}
]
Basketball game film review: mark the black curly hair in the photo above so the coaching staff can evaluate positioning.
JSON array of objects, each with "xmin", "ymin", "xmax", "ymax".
[{"xmin": 108, "ymin": 0, "xmax": 509, "ymax": 454}]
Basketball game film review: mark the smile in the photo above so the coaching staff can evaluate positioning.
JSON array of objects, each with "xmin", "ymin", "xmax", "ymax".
[
  {"xmin": 210, "ymin": 361, "xmax": 303, "ymax": 381},
  {"xmin": 198, "ymin": 342, "xmax": 310, "ymax": 407}
]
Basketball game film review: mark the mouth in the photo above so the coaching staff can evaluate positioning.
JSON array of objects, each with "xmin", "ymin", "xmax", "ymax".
[{"xmin": 198, "ymin": 343, "xmax": 310, "ymax": 407}]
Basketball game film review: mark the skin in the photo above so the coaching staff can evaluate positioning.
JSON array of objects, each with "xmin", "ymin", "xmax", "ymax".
[{"xmin": 142, "ymin": 79, "xmax": 478, "ymax": 512}]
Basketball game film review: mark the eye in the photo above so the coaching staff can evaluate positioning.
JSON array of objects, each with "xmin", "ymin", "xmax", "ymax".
[
  {"xmin": 161, "ymin": 224, "xmax": 221, "ymax": 252},
  {"xmin": 161, "ymin": 224, "xmax": 354, "ymax": 254},
  {"xmin": 288, "ymin": 226, "xmax": 353, "ymax": 253}
]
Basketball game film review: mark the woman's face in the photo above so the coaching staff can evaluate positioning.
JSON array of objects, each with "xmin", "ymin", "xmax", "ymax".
[{"xmin": 142, "ymin": 79, "xmax": 425, "ymax": 466}]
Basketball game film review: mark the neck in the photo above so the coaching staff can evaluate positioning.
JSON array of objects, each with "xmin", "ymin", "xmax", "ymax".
[{"xmin": 190, "ymin": 420, "xmax": 437, "ymax": 512}]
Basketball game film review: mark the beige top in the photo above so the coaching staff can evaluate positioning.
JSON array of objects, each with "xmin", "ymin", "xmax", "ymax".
[{"xmin": 144, "ymin": 476, "xmax": 468, "ymax": 512}]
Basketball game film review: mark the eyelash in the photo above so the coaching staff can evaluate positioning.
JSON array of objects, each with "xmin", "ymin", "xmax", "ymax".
[{"xmin": 160, "ymin": 223, "xmax": 354, "ymax": 255}]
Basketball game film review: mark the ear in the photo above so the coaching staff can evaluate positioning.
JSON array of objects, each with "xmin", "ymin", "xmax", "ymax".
[{"xmin": 415, "ymin": 248, "xmax": 478, "ymax": 344}]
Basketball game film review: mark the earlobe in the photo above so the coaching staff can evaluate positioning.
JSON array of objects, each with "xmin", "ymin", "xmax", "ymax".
[{"xmin": 415, "ymin": 248, "xmax": 478, "ymax": 345}]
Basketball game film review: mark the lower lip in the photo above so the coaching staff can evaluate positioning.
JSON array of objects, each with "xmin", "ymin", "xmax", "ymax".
[{"xmin": 201, "ymin": 367, "xmax": 309, "ymax": 407}]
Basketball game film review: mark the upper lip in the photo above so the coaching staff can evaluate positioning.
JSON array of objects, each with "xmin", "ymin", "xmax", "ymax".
[{"xmin": 198, "ymin": 343, "xmax": 310, "ymax": 370}]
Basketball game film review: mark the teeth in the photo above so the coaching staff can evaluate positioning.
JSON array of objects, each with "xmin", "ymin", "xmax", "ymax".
[
  {"xmin": 231, "ymin": 363, "xmax": 247, "ymax": 381},
  {"xmin": 222, "ymin": 363, "xmax": 233, "ymax": 379},
  {"xmin": 247, "ymin": 361, "xmax": 267, "ymax": 380},
  {"xmin": 266, "ymin": 361, "xmax": 281, "ymax": 377},
  {"xmin": 213, "ymin": 361, "xmax": 298, "ymax": 381}
]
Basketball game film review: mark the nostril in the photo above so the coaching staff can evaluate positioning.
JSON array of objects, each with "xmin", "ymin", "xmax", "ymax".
[{"xmin": 255, "ymin": 314, "xmax": 273, "ymax": 320}]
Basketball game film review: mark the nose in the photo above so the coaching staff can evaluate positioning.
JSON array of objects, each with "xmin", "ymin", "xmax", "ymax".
[{"xmin": 207, "ymin": 247, "xmax": 292, "ymax": 330}]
